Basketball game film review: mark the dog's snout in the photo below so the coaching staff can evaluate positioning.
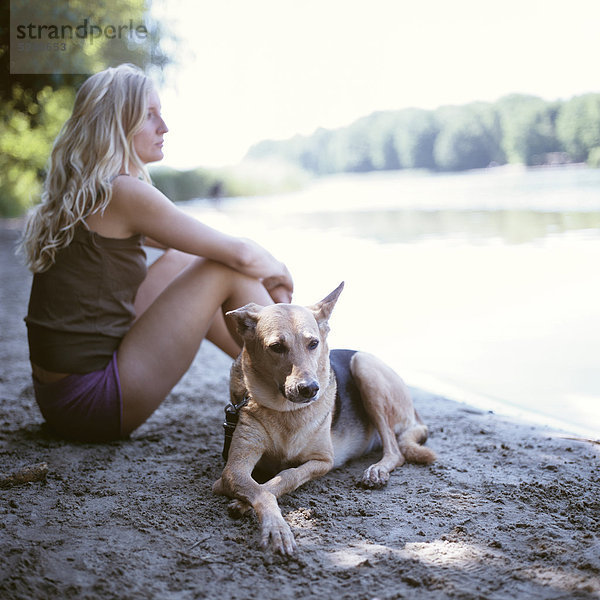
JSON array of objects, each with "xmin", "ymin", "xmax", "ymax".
[{"xmin": 298, "ymin": 381, "xmax": 319, "ymax": 399}]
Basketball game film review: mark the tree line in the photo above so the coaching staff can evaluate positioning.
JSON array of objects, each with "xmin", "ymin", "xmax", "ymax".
[{"xmin": 246, "ymin": 94, "xmax": 600, "ymax": 175}]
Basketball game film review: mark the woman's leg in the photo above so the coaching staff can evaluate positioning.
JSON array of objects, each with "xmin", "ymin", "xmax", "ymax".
[
  {"xmin": 134, "ymin": 249, "xmax": 241, "ymax": 358},
  {"xmin": 118, "ymin": 255, "xmax": 272, "ymax": 435},
  {"xmin": 204, "ymin": 309, "xmax": 242, "ymax": 359}
]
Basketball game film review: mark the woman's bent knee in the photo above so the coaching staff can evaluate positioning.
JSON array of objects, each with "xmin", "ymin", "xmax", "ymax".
[{"xmin": 184, "ymin": 256, "xmax": 254, "ymax": 287}]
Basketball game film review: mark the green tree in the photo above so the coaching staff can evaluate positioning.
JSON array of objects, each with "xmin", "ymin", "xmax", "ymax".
[
  {"xmin": 337, "ymin": 118, "xmax": 378, "ymax": 172},
  {"xmin": 587, "ymin": 147, "xmax": 600, "ymax": 168},
  {"xmin": 303, "ymin": 128, "xmax": 337, "ymax": 174},
  {"xmin": 556, "ymin": 94, "xmax": 600, "ymax": 162},
  {"xmin": 497, "ymin": 95, "xmax": 561, "ymax": 165},
  {"xmin": 391, "ymin": 108, "xmax": 438, "ymax": 169},
  {"xmin": 0, "ymin": 86, "xmax": 74, "ymax": 216},
  {"xmin": 355, "ymin": 111, "xmax": 400, "ymax": 171},
  {"xmin": 433, "ymin": 104, "xmax": 503, "ymax": 171}
]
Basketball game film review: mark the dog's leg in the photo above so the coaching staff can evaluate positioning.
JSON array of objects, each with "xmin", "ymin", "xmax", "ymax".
[
  {"xmin": 351, "ymin": 352, "xmax": 434, "ymax": 488},
  {"xmin": 214, "ymin": 452, "xmax": 333, "ymax": 554},
  {"xmin": 215, "ymin": 467, "xmax": 298, "ymax": 554},
  {"xmin": 360, "ymin": 413, "xmax": 405, "ymax": 488},
  {"xmin": 253, "ymin": 456, "xmax": 333, "ymax": 553},
  {"xmin": 214, "ymin": 437, "xmax": 329, "ymax": 554},
  {"xmin": 261, "ymin": 457, "xmax": 333, "ymax": 498}
]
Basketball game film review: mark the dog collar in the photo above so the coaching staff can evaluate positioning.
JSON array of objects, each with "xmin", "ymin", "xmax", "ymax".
[{"xmin": 221, "ymin": 393, "xmax": 249, "ymax": 461}]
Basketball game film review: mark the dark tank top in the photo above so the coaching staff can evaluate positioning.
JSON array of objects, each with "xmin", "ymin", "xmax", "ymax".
[{"xmin": 25, "ymin": 226, "xmax": 147, "ymax": 373}]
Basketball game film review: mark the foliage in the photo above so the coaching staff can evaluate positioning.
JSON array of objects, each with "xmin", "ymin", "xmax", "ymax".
[
  {"xmin": 556, "ymin": 94, "xmax": 600, "ymax": 162},
  {"xmin": 150, "ymin": 165, "xmax": 231, "ymax": 202},
  {"xmin": 433, "ymin": 103, "xmax": 504, "ymax": 171},
  {"xmin": 247, "ymin": 94, "xmax": 600, "ymax": 175},
  {"xmin": 496, "ymin": 95, "xmax": 561, "ymax": 165},
  {"xmin": 0, "ymin": 86, "xmax": 74, "ymax": 216},
  {"xmin": 150, "ymin": 159, "xmax": 309, "ymax": 203},
  {"xmin": 392, "ymin": 108, "xmax": 438, "ymax": 170},
  {"xmin": 587, "ymin": 147, "xmax": 600, "ymax": 168},
  {"xmin": 0, "ymin": 0, "xmax": 172, "ymax": 216}
]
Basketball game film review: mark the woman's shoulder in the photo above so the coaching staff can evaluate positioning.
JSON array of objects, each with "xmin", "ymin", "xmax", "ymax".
[
  {"xmin": 86, "ymin": 175, "xmax": 160, "ymax": 238},
  {"xmin": 110, "ymin": 174, "xmax": 167, "ymax": 209},
  {"xmin": 111, "ymin": 173, "xmax": 152, "ymax": 194},
  {"xmin": 107, "ymin": 173, "xmax": 180, "ymax": 239}
]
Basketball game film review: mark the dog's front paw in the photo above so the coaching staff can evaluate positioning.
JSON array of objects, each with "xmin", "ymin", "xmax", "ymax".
[
  {"xmin": 260, "ymin": 514, "xmax": 297, "ymax": 555},
  {"xmin": 228, "ymin": 499, "xmax": 252, "ymax": 519},
  {"xmin": 359, "ymin": 465, "xmax": 390, "ymax": 488}
]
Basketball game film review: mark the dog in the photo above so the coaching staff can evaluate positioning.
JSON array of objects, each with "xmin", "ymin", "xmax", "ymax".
[{"xmin": 212, "ymin": 282, "xmax": 435, "ymax": 554}]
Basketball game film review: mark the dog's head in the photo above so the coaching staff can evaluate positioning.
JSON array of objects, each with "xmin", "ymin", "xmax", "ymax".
[{"xmin": 227, "ymin": 282, "xmax": 344, "ymax": 411}]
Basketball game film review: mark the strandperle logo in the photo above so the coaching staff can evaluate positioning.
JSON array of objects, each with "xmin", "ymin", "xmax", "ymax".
[
  {"xmin": 15, "ymin": 18, "xmax": 148, "ymax": 43},
  {"xmin": 9, "ymin": 0, "xmax": 156, "ymax": 75}
]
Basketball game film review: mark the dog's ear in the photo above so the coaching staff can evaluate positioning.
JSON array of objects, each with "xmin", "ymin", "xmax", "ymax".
[
  {"xmin": 226, "ymin": 303, "xmax": 262, "ymax": 337},
  {"xmin": 309, "ymin": 282, "xmax": 344, "ymax": 327}
]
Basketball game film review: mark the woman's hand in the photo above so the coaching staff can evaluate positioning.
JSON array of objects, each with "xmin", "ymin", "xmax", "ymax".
[
  {"xmin": 235, "ymin": 238, "xmax": 293, "ymax": 303},
  {"xmin": 262, "ymin": 264, "xmax": 294, "ymax": 303},
  {"xmin": 267, "ymin": 284, "xmax": 293, "ymax": 304}
]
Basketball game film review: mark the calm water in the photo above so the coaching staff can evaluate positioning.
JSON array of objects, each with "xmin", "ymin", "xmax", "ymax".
[{"xmin": 183, "ymin": 166, "xmax": 600, "ymax": 439}]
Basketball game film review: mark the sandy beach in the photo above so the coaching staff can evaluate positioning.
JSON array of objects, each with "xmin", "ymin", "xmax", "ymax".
[{"xmin": 1, "ymin": 223, "xmax": 598, "ymax": 600}]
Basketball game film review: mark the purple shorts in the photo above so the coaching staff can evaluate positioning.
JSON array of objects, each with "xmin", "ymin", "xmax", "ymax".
[{"xmin": 32, "ymin": 352, "xmax": 123, "ymax": 442}]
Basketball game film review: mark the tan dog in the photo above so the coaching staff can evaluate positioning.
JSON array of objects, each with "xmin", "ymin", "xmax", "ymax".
[{"xmin": 213, "ymin": 282, "xmax": 435, "ymax": 554}]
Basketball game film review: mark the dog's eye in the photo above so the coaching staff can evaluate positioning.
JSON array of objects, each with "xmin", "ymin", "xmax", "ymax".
[
  {"xmin": 308, "ymin": 339, "xmax": 319, "ymax": 351},
  {"xmin": 269, "ymin": 342, "xmax": 287, "ymax": 354}
]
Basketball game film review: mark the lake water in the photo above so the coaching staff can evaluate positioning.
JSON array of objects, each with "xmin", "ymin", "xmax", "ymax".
[{"xmin": 182, "ymin": 166, "xmax": 600, "ymax": 440}]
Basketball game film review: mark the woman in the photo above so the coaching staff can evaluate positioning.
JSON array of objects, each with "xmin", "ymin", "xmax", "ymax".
[{"xmin": 20, "ymin": 64, "xmax": 293, "ymax": 442}]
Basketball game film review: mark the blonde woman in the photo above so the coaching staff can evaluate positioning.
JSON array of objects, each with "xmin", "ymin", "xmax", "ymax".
[{"xmin": 20, "ymin": 64, "xmax": 293, "ymax": 442}]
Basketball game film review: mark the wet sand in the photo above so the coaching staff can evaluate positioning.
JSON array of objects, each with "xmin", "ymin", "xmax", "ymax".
[{"xmin": 1, "ymin": 224, "xmax": 598, "ymax": 599}]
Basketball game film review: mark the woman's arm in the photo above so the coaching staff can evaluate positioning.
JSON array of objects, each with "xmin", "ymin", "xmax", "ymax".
[
  {"xmin": 111, "ymin": 177, "xmax": 293, "ymax": 301},
  {"xmin": 144, "ymin": 237, "xmax": 168, "ymax": 249}
]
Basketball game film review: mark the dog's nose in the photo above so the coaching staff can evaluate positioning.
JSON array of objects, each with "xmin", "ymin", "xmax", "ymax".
[{"xmin": 298, "ymin": 381, "xmax": 319, "ymax": 399}]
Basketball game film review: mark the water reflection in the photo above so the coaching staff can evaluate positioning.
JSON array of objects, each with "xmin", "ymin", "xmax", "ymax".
[
  {"xmin": 256, "ymin": 208, "xmax": 600, "ymax": 245},
  {"xmin": 188, "ymin": 166, "xmax": 600, "ymax": 245}
]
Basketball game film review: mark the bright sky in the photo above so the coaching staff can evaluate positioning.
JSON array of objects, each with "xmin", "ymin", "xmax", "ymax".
[{"xmin": 151, "ymin": 0, "xmax": 600, "ymax": 169}]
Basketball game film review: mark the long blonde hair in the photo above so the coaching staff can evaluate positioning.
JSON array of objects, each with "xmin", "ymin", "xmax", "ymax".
[{"xmin": 20, "ymin": 64, "xmax": 153, "ymax": 272}]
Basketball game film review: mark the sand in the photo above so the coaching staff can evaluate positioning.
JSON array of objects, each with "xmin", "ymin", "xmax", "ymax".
[{"xmin": 1, "ymin": 224, "xmax": 599, "ymax": 600}]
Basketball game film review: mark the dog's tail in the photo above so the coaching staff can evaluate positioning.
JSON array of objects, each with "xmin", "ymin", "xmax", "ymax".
[{"xmin": 399, "ymin": 424, "xmax": 436, "ymax": 465}]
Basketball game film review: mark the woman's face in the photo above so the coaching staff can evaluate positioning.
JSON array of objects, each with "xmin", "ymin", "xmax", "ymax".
[{"xmin": 133, "ymin": 88, "xmax": 168, "ymax": 165}]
